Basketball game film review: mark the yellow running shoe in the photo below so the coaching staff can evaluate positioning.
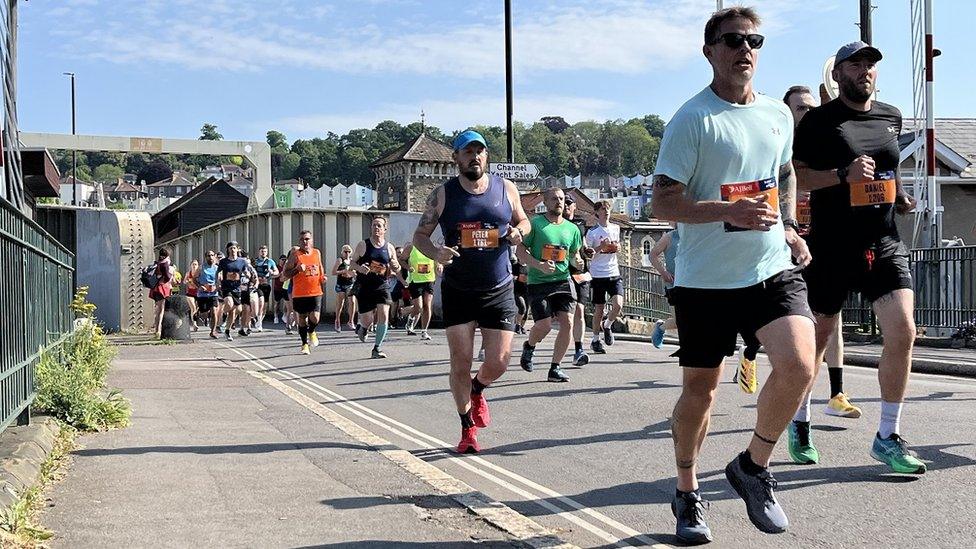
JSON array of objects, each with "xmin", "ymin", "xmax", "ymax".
[
  {"xmin": 736, "ymin": 347, "xmax": 758, "ymax": 395},
  {"xmin": 824, "ymin": 392, "xmax": 861, "ymax": 418},
  {"xmin": 310, "ymin": 332, "xmax": 319, "ymax": 347},
  {"xmin": 301, "ymin": 343, "xmax": 311, "ymax": 355}
]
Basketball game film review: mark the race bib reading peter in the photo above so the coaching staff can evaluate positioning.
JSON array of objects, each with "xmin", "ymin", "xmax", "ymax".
[
  {"xmin": 850, "ymin": 171, "xmax": 896, "ymax": 208},
  {"xmin": 458, "ymin": 222, "xmax": 500, "ymax": 249},
  {"xmin": 720, "ymin": 177, "xmax": 779, "ymax": 232},
  {"xmin": 541, "ymin": 244, "xmax": 568, "ymax": 262},
  {"xmin": 368, "ymin": 260, "xmax": 387, "ymax": 275}
]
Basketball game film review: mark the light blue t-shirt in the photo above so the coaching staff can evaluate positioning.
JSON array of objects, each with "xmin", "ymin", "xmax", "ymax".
[{"xmin": 654, "ymin": 86, "xmax": 794, "ymax": 289}]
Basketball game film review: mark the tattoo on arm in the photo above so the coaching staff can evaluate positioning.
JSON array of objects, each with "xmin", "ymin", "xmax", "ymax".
[
  {"xmin": 416, "ymin": 187, "xmax": 441, "ymax": 236},
  {"xmin": 778, "ymin": 161, "xmax": 797, "ymax": 221}
]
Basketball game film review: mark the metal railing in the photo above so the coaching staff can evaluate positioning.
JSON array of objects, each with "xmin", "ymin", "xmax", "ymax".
[
  {"xmin": 0, "ymin": 196, "xmax": 75, "ymax": 432},
  {"xmin": 844, "ymin": 245, "xmax": 976, "ymax": 333},
  {"xmin": 618, "ymin": 265, "xmax": 671, "ymax": 321}
]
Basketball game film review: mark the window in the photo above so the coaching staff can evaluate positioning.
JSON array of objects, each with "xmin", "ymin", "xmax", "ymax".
[{"xmin": 641, "ymin": 238, "xmax": 653, "ymax": 267}]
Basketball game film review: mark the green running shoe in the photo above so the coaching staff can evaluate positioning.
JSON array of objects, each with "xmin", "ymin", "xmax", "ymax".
[
  {"xmin": 871, "ymin": 433, "xmax": 926, "ymax": 474},
  {"xmin": 788, "ymin": 421, "xmax": 820, "ymax": 465}
]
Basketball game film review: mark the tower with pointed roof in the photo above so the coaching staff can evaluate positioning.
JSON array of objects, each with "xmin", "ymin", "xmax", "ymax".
[{"xmin": 369, "ymin": 132, "xmax": 456, "ymax": 212}]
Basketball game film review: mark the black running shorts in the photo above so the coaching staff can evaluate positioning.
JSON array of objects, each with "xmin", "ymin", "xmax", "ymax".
[
  {"xmin": 670, "ymin": 268, "xmax": 813, "ymax": 368},
  {"xmin": 803, "ymin": 238, "xmax": 913, "ymax": 316},
  {"xmin": 220, "ymin": 289, "xmax": 241, "ymax": 307},
  {"xmin": 273, "ymin": 289, "xmax": 289, "ymax": 302},
  {"xmin": 358, "ymin": 285, "xmax": 393, "ymax": 314},
  {"xmin": 441, "ymin": 280, "xmax": 517, "ymax": 331},
  {"xmin": 591, "ymin": 276, "xmax": 624, "ymax": 305},
  {"xmin": 407, "ymin": 282, "xmax": 434, "ymax": 298},
  {"xmin": 258, "ymin": 284, "xmax": 271, "ymax": 300},
  {"xmin": 528, "ymin": 279, "xmax": 577, "ymax": 320},
  {"xmin": 196, "ymin": 295, "xmax": 219, "ymax": 313},
  {"xmin": 292, "ymin": 295, "xmax": 322, "ymax": 315}
]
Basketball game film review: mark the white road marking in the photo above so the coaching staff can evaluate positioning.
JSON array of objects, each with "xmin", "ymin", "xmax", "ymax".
[{"xmin": 222, "ymin": 344, "xmax": 671, "ymax": 548}]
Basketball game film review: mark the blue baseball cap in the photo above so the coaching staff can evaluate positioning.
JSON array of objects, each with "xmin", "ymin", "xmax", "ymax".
[
  {"xmin": 452, "ymin": 130, "xmax": 487, "ymax": 151},
  {"xmin": 835, "ymin": 41, "xmax": 882, "ymax": 65}
]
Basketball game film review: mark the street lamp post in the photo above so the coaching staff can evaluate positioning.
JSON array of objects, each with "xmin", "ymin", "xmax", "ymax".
[
  {"xmin": 504, "ymin": 0, "xmax": 514, "ymax": 162},
  {"xmin": 62, "ymin": 72, "xmax": 76, "ymax": 205}
]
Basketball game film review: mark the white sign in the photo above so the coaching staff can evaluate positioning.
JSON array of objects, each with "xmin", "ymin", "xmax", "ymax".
[{"xmin": 490, "ymin": 163, "xmax": 540, "ymax": 180}]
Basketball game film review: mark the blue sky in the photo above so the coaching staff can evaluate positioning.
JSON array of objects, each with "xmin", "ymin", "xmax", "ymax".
[{"xmin": 19, "ymin": 0, "xmax": 971, "ymax": 143}]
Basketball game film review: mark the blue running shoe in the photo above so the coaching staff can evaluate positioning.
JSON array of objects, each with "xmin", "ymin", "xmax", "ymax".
[{"xmin": 651, "ymin": 321, "xmax": 665, "ymax": 349}]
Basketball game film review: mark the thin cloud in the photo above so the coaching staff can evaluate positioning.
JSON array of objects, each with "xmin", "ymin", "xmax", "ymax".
[{"xmin": 38, "ymin": 0, "xmax": 827, "ymax": 77}]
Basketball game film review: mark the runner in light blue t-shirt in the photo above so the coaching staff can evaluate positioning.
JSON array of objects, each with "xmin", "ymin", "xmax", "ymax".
[{"xmin": 648, "ymin": 7, "xmax": 816, "ymax": 545}]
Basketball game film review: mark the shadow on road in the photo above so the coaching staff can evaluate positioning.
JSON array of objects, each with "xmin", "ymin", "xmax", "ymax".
[{"xmin": 72, "ymin": 441, "xmax": 370, "ymax": 457}]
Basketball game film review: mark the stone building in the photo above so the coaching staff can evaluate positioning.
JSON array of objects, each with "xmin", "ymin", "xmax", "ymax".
[{"xmin": 369, "ymin": 133, "xmax": 456, "ymax": 212}]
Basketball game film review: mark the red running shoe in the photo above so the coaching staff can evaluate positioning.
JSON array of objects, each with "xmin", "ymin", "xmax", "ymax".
[
  {"xmin": 470, "ymin": 393, "xmax": 491, "ymax": 428},
  {"xmin": 456, "ymin": 426, "xmax": 481, "ymax": 454}
]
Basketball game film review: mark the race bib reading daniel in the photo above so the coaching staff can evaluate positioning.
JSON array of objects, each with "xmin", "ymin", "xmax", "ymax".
[
  {"xmin": 720, "ymin": 177, "xmax": 779, "ymax": 232},
  {"xmin": 850, "ymin": 171, "xmax": 896, "ymax": 208},
  {"xmin": 458, "ymin": 222, "xmax": 500, "ymax": 249}
]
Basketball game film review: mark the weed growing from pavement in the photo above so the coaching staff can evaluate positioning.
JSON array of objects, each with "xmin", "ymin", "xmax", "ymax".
[
  {"xmin": 0, "ymin": 425, "xmax": 77, "ymax": 546},
  {"xmin": 33, "ymin": 287, "xmax": 132, "ymax": 431}
]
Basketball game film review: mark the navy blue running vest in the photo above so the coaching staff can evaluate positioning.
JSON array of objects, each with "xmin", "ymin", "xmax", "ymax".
[
  {"xmin": 439, "ymin": 174, "xmax": 513, "ymax": 291},
  {"xmin": 357, "ymin": 238, "xmax": 391, "ymax": 290}
]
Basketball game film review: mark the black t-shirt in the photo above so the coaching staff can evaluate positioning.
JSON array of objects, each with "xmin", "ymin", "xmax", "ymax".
[
  {"xmin": 568, "ymin": 218, "xmax": 588, "ymax": 274},
  {"xmin": 793, "ymin": 99, "xmax": 903, "ymax": 251},
  {"xmin": 217, "ymin": 257, "xmax": 248, "ymax": 292}
]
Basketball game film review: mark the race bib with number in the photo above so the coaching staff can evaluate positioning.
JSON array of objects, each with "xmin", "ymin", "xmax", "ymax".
[
  {"xmin": 368, "ymin": 260, "xmax": 387, "ymax": 275},
  {"xmin": 541, "ymin": 244, "xmax": 568, "ymax": 262},
  {"xmin": 417, "ymin": 264, "xmax": 431, "ymax": 274},
  {"xmin": 720, "ymin": 177, "xmax": 779, "ymax": 232},
  {"xmin": 850, "ymin": 171, "xmax": 896, "ymax": 208},
  {"xmin": 796, "ymin": 191, "xmax": 811, "ymax": 229},
  {"xmin": 225, "ymin": 272, "xmax": 241, "ymax": 281},
  {"xmin": 302, "ymin": 264, "xmax": 320, "ymax": 277},
  {"xmin": 458, "ymin": 222, "xmax": 500, "ymax": 249}
]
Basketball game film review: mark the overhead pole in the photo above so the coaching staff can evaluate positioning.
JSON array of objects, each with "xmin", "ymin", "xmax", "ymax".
[
  {"xmin": 859, "ymin": 0, "xmax": 873, "ymax": 43},
  {"xmin": 923, "ymin": 0, "xmax": 940, "ymax": 247},
  {"xmin": 504, "ymin": 0, "xmax": 514, "ymax": 162}
]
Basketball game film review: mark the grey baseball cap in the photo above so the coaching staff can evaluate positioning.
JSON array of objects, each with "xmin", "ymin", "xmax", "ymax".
[
  {"xmin": 835, "ymin": 41, "xmax": 882, "ymax": 65},
  {"xmin": 225, "ymin": 240, "xmax": 239, "ymax": 249}
]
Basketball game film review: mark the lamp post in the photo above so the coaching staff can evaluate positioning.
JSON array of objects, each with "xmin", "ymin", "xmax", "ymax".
[
  {"xmin": 504, "ymin": 0, "xmax": 514, "ymax": 162},
  {"xmin": 62, "ymin": 71, "xmax": 76, "ymax": 205}
]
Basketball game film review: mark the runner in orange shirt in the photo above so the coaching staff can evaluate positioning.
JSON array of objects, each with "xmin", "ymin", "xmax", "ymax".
[{"xmin": 281, "ymin": 230, "xmax": 327, "ymax": 355}]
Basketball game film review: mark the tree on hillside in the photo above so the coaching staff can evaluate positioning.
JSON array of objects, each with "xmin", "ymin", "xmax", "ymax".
[
  {"xmin": 541, "ymin": 116, "xmax": 570, "ymax": 134},
  {"xmin": 199, "ymin": 123, "xmax": 223, "ymax": 140},
  {"xmin": 639, "ymin": 114, "xmax": 666, "ymax": 139},
  {"xmin": 137, "ymin": 159, "xmax": 173, "ymax": 185},
  {"xmin": 266, "ymin": 130, "xmax": 288, "ymax": 151},
  {"xmin": 93, "ymin": 163, "xmax": 125, "ymax": 183}
]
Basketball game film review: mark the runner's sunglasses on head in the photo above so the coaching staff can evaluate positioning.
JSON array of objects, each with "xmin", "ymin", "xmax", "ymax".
[{"xmin": 710, "ymin": 32, "xmax": 764, "ymax": 49}]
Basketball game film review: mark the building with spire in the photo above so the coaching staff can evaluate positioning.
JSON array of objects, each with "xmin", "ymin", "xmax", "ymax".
[{"xmin": 369, "ymin": 131, "xmax": 456, "ymax": 212}]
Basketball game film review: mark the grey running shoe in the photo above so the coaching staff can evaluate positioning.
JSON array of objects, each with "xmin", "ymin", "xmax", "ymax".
[
  {"xmin": 603, "ymin": 323, "xmax": 614, "ymax": 346},
  {"xmin": 356, "ymin": 324, "xmax": 367, "ymax": 343},
  {"xmin": 520, "ymin": 343, "xmax": 534, "ymax": 372},
  {"xmin": 591, "ymin": 339, "xmax": 607, "ymax": 354},
  {"xmin": 547, "ymin": 367, "xmax": 570, "ymax": 382},
  {"xmin": 671, "ymin": 491, "xmax": 713, "ymax": 545},
  {"xmin": 724, "ymin": 455, "xmax": 788, "ymax": 534},
  {"xmin": 573, "ymin": 348, "xmax": 589, "ymax": 366},
  {"xmin": 225, "ymin": 329, "xmax": 233, "ymax": 342},
  {"xmin": 371, "ymin": 346, "xmax": 386, "ymax": 359}
]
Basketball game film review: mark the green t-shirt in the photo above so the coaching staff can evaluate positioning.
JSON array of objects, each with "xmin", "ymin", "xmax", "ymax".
[{"xmin": 523, "ymin": 214, "xmax": 582, "ymax": 285}]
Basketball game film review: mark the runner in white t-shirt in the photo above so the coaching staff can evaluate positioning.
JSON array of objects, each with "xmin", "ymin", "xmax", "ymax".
[{"xmin": 586, "ymin": 199, "xmax": 623, "ymax": 351}]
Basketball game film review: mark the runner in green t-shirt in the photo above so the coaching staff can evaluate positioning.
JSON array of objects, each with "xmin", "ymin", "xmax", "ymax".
[{"xmin": 516, "ymin": 187, "xmax": 584, "ymax": 382}]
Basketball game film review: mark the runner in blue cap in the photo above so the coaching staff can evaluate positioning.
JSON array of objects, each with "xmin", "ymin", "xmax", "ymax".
[{"xmin": 412, "ymin": 129, "xmax": 532, "ymax": 454}]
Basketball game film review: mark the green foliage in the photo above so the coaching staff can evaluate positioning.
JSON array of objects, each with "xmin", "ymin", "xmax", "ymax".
[
  {"xmin": 33, "ymin": 288, "xmax": 131, "ymax": 432},
  {"xmin": 199, "ymin": 122, "xmax": 223, "ymax": 140},
  {"xmin": 93, "ymin": 163, "xmax": 125, "ymax": 182},
  {"xmin": 0, "ymin": 425, "xmax": 75, "ymax": 545}
]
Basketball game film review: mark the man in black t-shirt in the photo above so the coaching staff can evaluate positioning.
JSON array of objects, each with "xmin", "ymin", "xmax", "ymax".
[{"xmin": 794, "ymin": 41, "xmax": 924, "ymax": 475}]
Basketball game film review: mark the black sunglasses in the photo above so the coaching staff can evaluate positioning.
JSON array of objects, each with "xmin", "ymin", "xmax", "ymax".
[{"xmin": 710, "ymin": 33, "xmax": 764, "ymax": 50}]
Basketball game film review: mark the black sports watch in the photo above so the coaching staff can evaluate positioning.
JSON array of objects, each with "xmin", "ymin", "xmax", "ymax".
[
  {"xmin": 783, "ymin": 219, "xmax": 800, "ymax": 232},
  {"xmin": 836, "ymin": 166, "xmax": 849, "ymax": 184}
]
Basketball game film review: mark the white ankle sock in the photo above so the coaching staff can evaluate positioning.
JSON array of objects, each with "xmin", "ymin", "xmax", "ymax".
[
  {"xmin": 793, "ymin": 391, "xmax": 812, "ymax": 423},
  {"xmin": 879, "ymin": 400, "xmax": 903, "ymax": 438}
]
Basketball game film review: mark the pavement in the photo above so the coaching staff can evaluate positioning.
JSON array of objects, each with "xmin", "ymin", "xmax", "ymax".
[{"xmin": 41, "ymin": 323, "xmax": 976, "ymax": 548}]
